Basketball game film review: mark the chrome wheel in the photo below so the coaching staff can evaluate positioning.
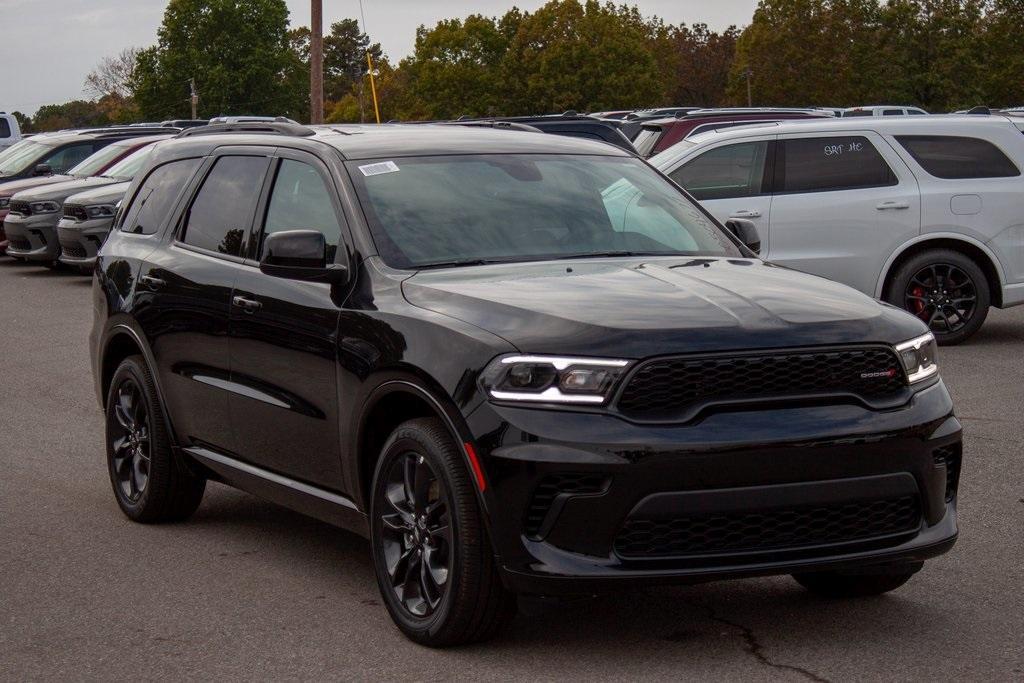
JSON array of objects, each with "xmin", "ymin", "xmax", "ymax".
[
  {"xmin": 379, "ymin": 452, "xmax": 452, "ymax": 617},
  {"xmin": 109, "ymin": 378, "xmax": 151, "ymax": 502},
  {"xmin": 905, "ymin": 263, "xmax": 977, "ymax": 334}
]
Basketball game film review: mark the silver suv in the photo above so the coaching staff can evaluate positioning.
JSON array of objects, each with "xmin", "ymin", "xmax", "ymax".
[{"xmin": 652, "ymin": 115, "xmax": 1024, "ymax": 344}]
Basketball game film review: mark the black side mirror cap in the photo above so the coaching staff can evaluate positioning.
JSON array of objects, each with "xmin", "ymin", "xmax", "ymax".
[
  {"xmin": 259, "ymin": 230, "xmax": 349, "ymax": 284},
  {"xmin": 725, "ymin": 218, "xmax": 761, "ymax": 254},
  {"xmin": 33, "ymin": 164, "xmax": 52, "ymax": 176}
]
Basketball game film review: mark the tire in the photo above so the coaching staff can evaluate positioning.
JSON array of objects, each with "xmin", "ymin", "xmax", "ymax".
[
  {"xmin": 793, "ymin": 562, "xmax": 922, "ymax": 598},
  {"xmin": 885, "ymin": 249, "xmax": 989, "ymax": 345},
  {"xmin": 369, "ymin": 417, "xmax": 516, "ymax": 647},
  {"xmin": 105, "ymin": 355, "xmax": 205, "ymax": 523}
]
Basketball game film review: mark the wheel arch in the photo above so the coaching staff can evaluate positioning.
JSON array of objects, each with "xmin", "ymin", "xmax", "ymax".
[{"xmin": 876, "ymin": 234, "xmax": 1005, "ymax": 307}]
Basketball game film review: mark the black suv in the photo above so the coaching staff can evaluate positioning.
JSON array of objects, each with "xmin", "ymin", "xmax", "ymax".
[{"xmin": 91, "ymin": 122, "xmax": 961, "ymax": 646}]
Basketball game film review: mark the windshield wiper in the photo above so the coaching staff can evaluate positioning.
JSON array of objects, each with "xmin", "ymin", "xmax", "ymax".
[
  {"xmin": 415, "ymin": 257, "xmax": 524, "ymax": 270},
  {"xmin": 556, "ymin": 251, "xmax": 670, "ymax": 260}
]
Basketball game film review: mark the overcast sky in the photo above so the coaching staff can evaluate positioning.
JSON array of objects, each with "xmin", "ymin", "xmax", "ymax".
[{"xmin": 3, "ymin": 0, "xmax": 757, "ymax": 116}]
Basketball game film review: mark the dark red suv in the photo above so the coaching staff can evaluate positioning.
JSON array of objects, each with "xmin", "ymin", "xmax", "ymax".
[{"xmin": 632, "ymin": 108, "xmax": 834, "ymax": 157}]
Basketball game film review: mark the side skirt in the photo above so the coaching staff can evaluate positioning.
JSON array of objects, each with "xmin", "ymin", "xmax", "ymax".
[{"xmin": 182, "ymin": 446, "xmax": 369, "ymax": 538}]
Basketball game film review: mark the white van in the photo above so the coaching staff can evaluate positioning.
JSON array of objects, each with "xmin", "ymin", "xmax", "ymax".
[
  {"xmin": 0, "ymin": 112, "xmax": 22, "ymax": 151},
  {"xmin": 652, "ymin": 115, "xmax": 1024, "ymax": 344}
]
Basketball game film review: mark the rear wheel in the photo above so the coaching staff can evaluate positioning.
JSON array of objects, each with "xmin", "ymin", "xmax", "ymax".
[
  {"xmin": 793, "ymin": 563, "xmax": 922, "ymax": 598},
  {"xmin": 105, "ymin": 355, "xmax": 205, "ymax": 522},
  {"xmin": 885, "ymin": 249, "xmax": 989, "ymax": 345},
  {"xmin": 370, "ymin": 418, "xmax": 515, "ymax": 646}
]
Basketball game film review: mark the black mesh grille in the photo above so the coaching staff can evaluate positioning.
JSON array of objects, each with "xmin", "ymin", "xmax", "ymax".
[
  {"xmin": 9, "ymin": 200, "xmax": 31, "ymax": 216},
  {"xmin": 8, "ymin": 236, "xmax": 31, "ymax": 251},
  {"xmin": 63, "ymin": 204, "xmax": 88, "ymax": 221},
  {"xmin": 617, "ymin": 347, "xmax": 906, "ymax": 420},
  {"xmin": 60, "ymin": 241, "xmax": 87, "ymax": 258},
  {"xmin": 615, "ymin": 495, "xmax": 921, "ymax": 559},
  {"xmin": 524, "ymin": 473, "xmax": 608, "ymax": 539},
  {"xmin": 932, "ymin": 443, "xmax": 962, "ymax": 502}
]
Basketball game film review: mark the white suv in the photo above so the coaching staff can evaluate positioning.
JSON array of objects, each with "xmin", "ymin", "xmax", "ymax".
[
  {"xmin": 652, "ymin": 115, "xmax": 1024, "ymax": 344},
  {"xmin": 0, "ymin": 112, "xmax": 22, "ymax": 150}
]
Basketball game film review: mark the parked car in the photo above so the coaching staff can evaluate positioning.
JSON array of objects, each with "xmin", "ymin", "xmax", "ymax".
[
  {"xmin": 0, "ymin": 127, "xmax": 175, "ymax": 186},
  {"xmin": 5, "ymin": 135, "xmax": 171, "ymax": 265},
  {"xmin": 0, "ymin": 112, "xmax": 22, "ymax": 150},
  {"xmin": 587, "ymin": 109, "xmax": 633, "ymax": 119},
  {"xmin": 0, "ymin": 134, "xmax": 173, "ymax": 256},
  {"xmin": 92, "ymin": 121, "xmax": 958, "ymax": 646},
  {"xmin": 844, "ymin": 106, "xmax": 929, "ymax": 116},
  {"xmin": 625, "ymin": 106, "xmax": 699, "ymax": 120},
  {"xmin": 632, "ymin": 108, "xmax": 833, "ymax": 157},
  {"xmin": 652, "ymin": 115, "xmax": 1024, "ymax": 344},
  {"xmin": 412, "ymin": 113, "xmax": 636, "ymax": 153}
]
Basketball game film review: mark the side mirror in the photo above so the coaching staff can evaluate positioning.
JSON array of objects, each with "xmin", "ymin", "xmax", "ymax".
[
  {"xmin": 259, "ymin": 229, "xmax": 349, "ymax": 284},
  {"xmin": 725, "ymin": 218, "xmax": 761, "ymax": 254},
  {"xmin": 33, "ymin": 163, "xmax": 52, "ymax": 176}
]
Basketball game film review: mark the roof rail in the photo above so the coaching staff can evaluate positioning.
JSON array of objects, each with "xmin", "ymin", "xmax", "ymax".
[
  {"xmin": 81, "ymin": 126, "xmax": 183, "ymax": 136},
  {"xmin": 178, "ymin": 119, "xmax": 316, "ymax": 138},
  {"xmin": 439, "ymin": 120, "xmax": 544, "ymax": 133}
]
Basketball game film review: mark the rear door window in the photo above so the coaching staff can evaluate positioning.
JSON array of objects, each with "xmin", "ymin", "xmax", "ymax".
[
  {"xmin": 895, "ymin": 135, "xmax": 1020, "ymax": 179},
  {"xmin": 777, "ymin": 136, "xmax": 897, "ymax": 193},
  {"xmin": 180, "ymin": 156, "xmax": 269, "ymax": 257},
  {"xmin": 883, "ymin": 109, "xmax": 904, "ymax": 116},
  {"xmin": 669, "ymin": 141, "xmax": 770, "ymax": 200},
  {"xmin": 120, "ymin": 158, "xmax": 202, "ymax": 235}
]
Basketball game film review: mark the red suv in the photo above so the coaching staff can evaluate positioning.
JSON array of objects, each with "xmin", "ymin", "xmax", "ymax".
[{"xmin": 632, "ymin": 108, "xmax": 834, "ymax": 157}]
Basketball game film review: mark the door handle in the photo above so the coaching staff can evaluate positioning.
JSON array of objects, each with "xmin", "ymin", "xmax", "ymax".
[
  {"xmin": 232, "ymin": 295, "xmax": 262, "ymax": 313},
  {"xmin": 729, "ymin": 210, "xmax": 762, "ymax": 218},
  {"xmin": 139, "ymin": 275, "xmax": 165, "ymax": 289},
  {"xmin": 876, "ymin": 201, "xmax": 910, "ymax": 210}
]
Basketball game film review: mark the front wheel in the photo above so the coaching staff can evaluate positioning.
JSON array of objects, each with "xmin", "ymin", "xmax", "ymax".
[
  {"xmin": 885, "ymin": 249, "xmax": 989, "ymax": 345},
  {"xmin": 369, "ymin": 418, "xmax": 516, "ymax": 646}
]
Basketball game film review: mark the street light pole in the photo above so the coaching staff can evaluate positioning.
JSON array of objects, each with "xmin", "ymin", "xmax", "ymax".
[{"xmin": 310, "ymin": 0, "xmax": 324, "ymax": 124}]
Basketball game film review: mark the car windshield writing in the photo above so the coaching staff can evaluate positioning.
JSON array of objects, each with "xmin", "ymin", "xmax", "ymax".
[{"xmin": 348, "ymin": 154, "xmax": 739, "ymax": 268}]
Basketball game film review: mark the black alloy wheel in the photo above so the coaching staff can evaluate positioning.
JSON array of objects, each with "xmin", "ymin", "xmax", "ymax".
[
  {"xmin": 379, "ymin": 451, "xmax": 452, "ymax": 617},
  {"xmin": 109, "ymin": 378, "xmax": 151, "ymax": 502},
  {"xmin": 886, "ymin": 248, "xmax": 989, "ymax": 345},
  {"xmin": 904, "ymin": 263, "xmax": 977, "ymax": 334}
]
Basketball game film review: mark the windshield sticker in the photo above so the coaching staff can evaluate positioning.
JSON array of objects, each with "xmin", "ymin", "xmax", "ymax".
[{"xmin": 359, "ymin": 160, "xmax": 400, "ymax": 177}]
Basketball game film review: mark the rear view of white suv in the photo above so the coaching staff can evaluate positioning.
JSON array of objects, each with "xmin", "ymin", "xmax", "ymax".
[
  {"xmin": 0, "ymin": 112, "xmax": 22, "ymax": 151},
  {"xmin": 652, "ymin": 115, "xmax": 1024, "ymax": 344}
]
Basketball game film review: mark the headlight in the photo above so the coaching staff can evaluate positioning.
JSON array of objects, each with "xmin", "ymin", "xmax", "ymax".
[
  {"xmin": 895, "ymin": 332, "xmax": 938, "ymax": 383},
  {"xmin": 480, "ymin": 355, "xmax": 632, "ymax": 404},
  {"xmin": 85, "ymin": 204, "xmax": 116, "ymax": 218},
  {"xmin": 0, "ymin": 197, "xmax": 9, "ymax": 209},
  {"xmin": 29, "ymin": 201, "xmax": 60, "ymax": 214}
]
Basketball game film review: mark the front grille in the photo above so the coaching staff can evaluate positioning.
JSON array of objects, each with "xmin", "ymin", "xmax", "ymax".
[
  {"xmin": 932, "ymin": 443, "xmax": 962, "ymax": 502},
  {"xmin": 524, "ymin": 473, "xmax": 609, "ymax": 539},
  {"xmin": 60, "ymin": 241, "xmax": 87, "ymax": 258},
  {"xmin": 615, "ymin": 495, "xmax": 921, "ymax": 559},
  {"xmin": 63, "ymin": 204, "xmax": 88, "ymax": 221},
  {"xmin": 617, "ymin": 347, "xmax": 906, "ymax": 421},
  {"xmin": 8, "ymin": 236, "xmax": 31, "ymax": 251},
  {"xmin": 9, "ymin": 200, "xmax": 31, "ymax": 217}
]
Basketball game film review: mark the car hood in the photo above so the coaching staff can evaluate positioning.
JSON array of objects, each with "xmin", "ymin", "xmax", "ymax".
[
  {"xmin": 13, "ymin": 176, "xmax": 122, "ymax": 202},
  {"xmin": 65, "ymin": 180, "xmax": 130, "ymax": 207},
  {"xmin": 402, "ymin": 257, "xmax": 926, "ymax": 357},
  {"xmin": 0, "ymin": 174, "xmax": 75, "ymax": 197}
]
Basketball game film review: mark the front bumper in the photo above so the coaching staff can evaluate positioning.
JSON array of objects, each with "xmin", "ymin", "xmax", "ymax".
[
  {"xmin": 466, "ymin": 380, "xmax": 961, "ymax": 594},
  {"xmin": 3, "ymin": 212, "xmax": 60, "ymax": 261},
  {"xmin": 57, "ymin": 217, "xmax": 110, "ymax": 269}
]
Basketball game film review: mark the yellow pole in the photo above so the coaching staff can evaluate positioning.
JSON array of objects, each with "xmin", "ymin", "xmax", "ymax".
[{"xmin": 366, "ymin": 52, "xmax": 381, "ymax": 124}]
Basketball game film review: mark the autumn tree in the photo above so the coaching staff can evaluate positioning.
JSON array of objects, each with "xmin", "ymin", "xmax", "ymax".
[
  {"xmin": 667, "ymin": 24, "xmax": 739, "ymax": 107},
  {"xmin": 84, "ymin": 47, "xmax": 142, "ymax": 100},
  {"xmin": 982, "ymin": 0, "xmax": 1024, "ymax": 107}
]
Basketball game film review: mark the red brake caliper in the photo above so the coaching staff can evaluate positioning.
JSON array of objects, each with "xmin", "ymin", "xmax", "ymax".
[{"xmin": 912, "ymin": 286, "xmax": 927, "ymax": 317}]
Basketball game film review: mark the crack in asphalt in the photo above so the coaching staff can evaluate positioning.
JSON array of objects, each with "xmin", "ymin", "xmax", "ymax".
[{"xmin": 684, "ymin": 599, "xmax": 832, "ymax": 682}]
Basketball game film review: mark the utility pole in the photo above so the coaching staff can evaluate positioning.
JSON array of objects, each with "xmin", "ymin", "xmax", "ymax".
[
  {"xmin": 189, "ymin": 78, "xmax": 198, "ymax": 119},
  {"xmin": 310, "ymin": 0, "xmax": 324, "ymax": 124},
  {"xmin": 744, "ymin": 68, "xmax": 753, "ymax": 107}
]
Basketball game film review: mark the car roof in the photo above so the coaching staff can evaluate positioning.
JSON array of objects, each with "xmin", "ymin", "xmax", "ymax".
[{"xmin": 153, "ymin": 123, "xmax": 635, "ymax": 162}]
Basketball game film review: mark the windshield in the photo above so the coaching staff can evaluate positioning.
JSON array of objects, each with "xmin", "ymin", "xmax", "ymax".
[
  {"xmin": 104, "ymin": 145, "xmax": 156, "ymax": 180},
  {"xmin": 68, "ymin": 143, "xmax": 130, "ymax": 177},
  {"xmin": 0, "ymin": 139, "xmax": 49, "ymax": 176},
  {"xmin": 632, "ymin": 129, "xmax": 663, "ymax": 157},
  {"xmin": 348, "ymin": 154, "xmax": 740, "ymax": 269}
]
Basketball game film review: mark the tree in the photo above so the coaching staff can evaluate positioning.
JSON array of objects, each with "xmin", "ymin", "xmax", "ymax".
[
  {"xmin": 668, "ymin": 24, "xmax": 739, "ymax": 107},
  {"xmin": 980, "ymin": 0, "xmax": 1023, "ymax": 107},
  {"xmin": 31, "ymin": 101, "xmax": 111, "ymax": 131},
  {"xmin": 84, "ymin": 47, "xmax": 142, "ymax": 99},
  {"xmin": 132, "ymin": 0, "xmax": 303, "ymax": 120},
  {"xmin": 324, "ymin": 19, "xmax": 384, "ymax": 103},
  {"xmin": 11, "ymin": 111, "xmax": 31, "ymax": 134}
]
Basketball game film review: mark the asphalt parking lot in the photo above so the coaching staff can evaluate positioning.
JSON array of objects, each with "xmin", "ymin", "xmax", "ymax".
[{"xmin": 1, "ymin": 257, "xmax": 1022, "ymax": 681}]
